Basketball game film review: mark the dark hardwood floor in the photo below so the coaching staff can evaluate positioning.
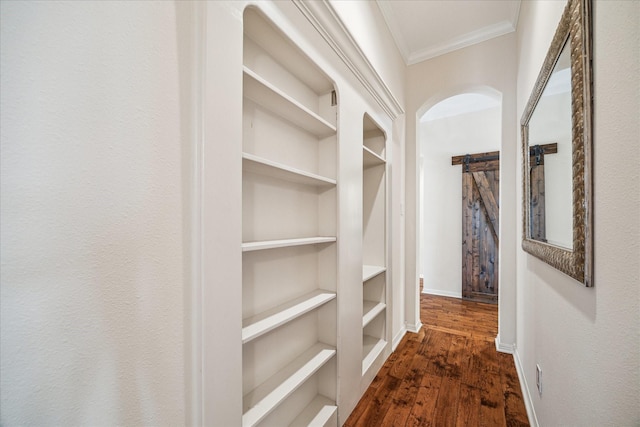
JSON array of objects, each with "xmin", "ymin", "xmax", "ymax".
[{"xmin": 344, "ymin": 293, "xmax": 530, "ymax": 427}]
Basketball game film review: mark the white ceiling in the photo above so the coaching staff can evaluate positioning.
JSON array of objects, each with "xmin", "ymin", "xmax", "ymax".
[{"xmin": 376, "ymin": 0, "xmax": 521, "ymax": 65}]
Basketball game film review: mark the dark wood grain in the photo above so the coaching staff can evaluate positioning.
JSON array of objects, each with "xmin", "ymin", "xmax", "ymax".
[
  {"xmin": 462, "ymin": 173, "xmax": 474, "ymax": 300},
  {"xmin": 451, "ymin": 150, "xmax": 499, "ymax": 165},
  {"xmin": 343, "ymin": 294, "xmax": 529, "ymax": 427},
  {"xmin": 529, "ymin": 163, "xmax": 546, "ymax": 241},
  {"xmin": 462, "ymin": 167, "xmax": 499, "ymax": 304},
  {"xmin": 472, "ymin": 172, "xmax": 499, "ymax": 239}
]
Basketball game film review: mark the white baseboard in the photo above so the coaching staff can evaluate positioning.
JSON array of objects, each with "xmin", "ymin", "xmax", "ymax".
[
  {"xmin": 422, "ymin": 288, "xmax": 462, "ymax": 299},
  {"xmin": 392, "ymin": 326, "xmax": 407, "ymax": 351},
  {"xmin": 495, "ymin": 335, "xmax": 516, "ymax": 354},
  {"xmin": 513, "ymin": 347, "xmax": 539, "ymax": 427},
  {"xmin": 405, "ymin": 320, "xmax": 422, "ymax": 334}
]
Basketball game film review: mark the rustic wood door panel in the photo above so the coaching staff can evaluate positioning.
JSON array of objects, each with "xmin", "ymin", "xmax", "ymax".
[
  {"xmin": 461, "ymin": 163, "xmax": 499, "ymax": 304},
  {"xmin": 528, "ymin": 143, "xmax": 557, "ymax": 243}
]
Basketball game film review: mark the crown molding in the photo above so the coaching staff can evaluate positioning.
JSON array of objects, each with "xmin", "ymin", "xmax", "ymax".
[
  {"xmin": 292, "ymin": 0, "xmax": 404, "ymax": 119},
  {"xmin": 510, "ymin": 0, "xmax": 522, "ymax": 31},
  {"xmin": 408, "ymin": 20, "xmax": 516, "ymax": 65},
  {"xmin": 378, "ymin": 0, "xmax": 521, "ymax": 66}
]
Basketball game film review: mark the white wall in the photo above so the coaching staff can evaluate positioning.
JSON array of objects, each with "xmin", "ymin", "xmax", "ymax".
[
  {"xmin": 0, "ymin": 2, "xmax": 192, "ymax": 425},
  {"xmin": 515, "ymin": 1, "xmax": 640, "ymax": 424},
  {"xmin": 420, "ymin": 105, "xmax": 501, "ymax": 298},
  {"xmin": 406, "ymin": 32, "xmax": 518, "ymax": 349}
]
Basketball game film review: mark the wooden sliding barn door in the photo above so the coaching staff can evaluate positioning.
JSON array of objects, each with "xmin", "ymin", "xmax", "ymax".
[
  {"xmin": 452, "ymin": 152, "xmax": 500, "ymax": 304},
  {"xmin": 529, "ymin": 143, "xmax": 558, "ymax": 242}
]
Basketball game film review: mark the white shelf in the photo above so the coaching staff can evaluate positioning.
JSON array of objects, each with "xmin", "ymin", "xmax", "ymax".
[
  {"xmin": 362, "ymin": 265, "xmax": 386, "ymax": 282},
  {"xmin": 363, "ymin": 146, "xmax": 385, "ymax": 169},
  {"xmin": 243, "ymin": 290, "xmax": 336, "ymax": 344},
  {"xmin": 243, "ymin": 66, "xmax": 336, "ymax": 138},
  {"xmin": 243, "ymin": 152, "xmax": 336, "ymax": 187},
  {"xmin": 242, "ymin": 343, "xmax": 336, "ymax": 427},
  {"xmin": 289, "ymin": 395, "xmax": 337, "ymax": 427},
  {"xmin": 362, "ymin": 301, "xmax": 386, "ymax": 328},
  {"xmin": 362, "ymin": 335, "xmax": 387, "ymax": 375},
  {"xmin": 242, "ymin": 237, "xmax": 336, "ymax": 252}
]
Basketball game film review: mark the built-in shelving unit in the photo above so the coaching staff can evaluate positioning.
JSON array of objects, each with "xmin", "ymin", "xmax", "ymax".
[
  {"xmin": 361, "ymin": 114, "xmax": 388, "ymax": 376},
  {"xmin": 242, "ymin": 7, "xmax": 338, "ymax": 427}
]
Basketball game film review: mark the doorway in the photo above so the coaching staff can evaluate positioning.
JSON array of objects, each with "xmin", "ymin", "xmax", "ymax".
[
  {"xmin": 419, "ymin": 93, "xmax": 501, "ymax": 302},
  {"xmin": 453, "ymin": 151, "xmax": 500, "ymax": 303}
]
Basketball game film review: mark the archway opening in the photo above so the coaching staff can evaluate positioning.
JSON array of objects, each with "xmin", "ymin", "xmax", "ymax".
[{"xmin": 418, "ymin": 92, "xmax": 502, "ymax": 302}]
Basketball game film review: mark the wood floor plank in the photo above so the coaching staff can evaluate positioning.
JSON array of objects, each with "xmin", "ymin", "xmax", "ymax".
[
  {"xmin": 420, "ymin": 330, "xmax": 452, "ymax": 377},
  {"xmin": 405, "ymin": 373, "xmax": 442, "ymax": 427},
  {"xmin": 379, "ymin": 372, "xmax": 419, "ymax": 425},
  {"xmin": 351, "ymin": 375, "xmax": 401, "ymax": 427},
  {"xmin": 456, "ymin": 384, "xmax": 481, "ymax": 427},
  {"xmin": 343, "ymin": 385, "xmax": 377, "ymax": 426},
  {"xmin": 497, "ymin": 352, "xmax": 530, "ymax": 427},
  {"xmin": 389, "ymin": 335, "xmax": 421, "ymax": 380},
  {"xmin": 445, "ymin": 335, "xmax": 469, "ymax": 379},
  {"xmin": 432, "ymin": 376, "xmax": 461, "ymax": 427},
  {"xmin": 343, "ymin": 294, "xmax": 530, "ymax": 427}
]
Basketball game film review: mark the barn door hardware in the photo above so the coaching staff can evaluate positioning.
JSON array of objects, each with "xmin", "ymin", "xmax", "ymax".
[
  {"xmin": 459, "ymin": 153, "xmax": 501, "ymax": 172},
  {"xmin": 531, "ymin": 144, "xmax": 544, "ymax": 165}
]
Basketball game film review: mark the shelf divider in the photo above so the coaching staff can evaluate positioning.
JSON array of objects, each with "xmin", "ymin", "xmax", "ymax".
[
  {"xmin": 242, "ymin": 343, "xmax": 336, "ymax": 427},
  {"xmin": 362, "ymin": 265, "xmax": 386, "ymax": 282},
  {"xmin": 289, "ymin": 395, "xmax": 337, "ymax": 427},
  {"xmin": 243, "ymin": 66, "xmax": 336, "ymax": 138},
  {"xmin": 362, "ymin": 301, "xmax": 386, "ymax": 328},
  {"xmin": 362, "ymin": 336, "xmax": 387, "ymax": 375},
  {"xmin": 363, "ymin": 146, "xmax": 385, "ymax": 169},
  {"xmin": 243, "ymin": 152, "xmax": 336, "ymax": 187},
  {"xmin": 243, "ymin": 290, "xmax": 336, "ymax": 344},
  {"xmin": 242, "ymin": 237, "xmax": 336, "ymax": 252}
]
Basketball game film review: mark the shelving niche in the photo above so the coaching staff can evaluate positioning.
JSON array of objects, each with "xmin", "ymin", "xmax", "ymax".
[
  {"xmin": 242, "ymin": 7, "xmax": 338, "ymax": 427},
  {"xmin": 361, "ymin": 114, "xmax": 388, "ymax": 376}
]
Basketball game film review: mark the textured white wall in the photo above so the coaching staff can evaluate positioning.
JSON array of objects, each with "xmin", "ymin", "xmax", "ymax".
[
  {"xmin": 420, "ymin": 105, "xmax": 501, "ymax": 298},
  {"xmin": 515, "ymin": 1, "xmax": 640, "ymax": 424},
  {"xmin": 0, "ymin": 2, "xmax": 189, "ymax": 425}
]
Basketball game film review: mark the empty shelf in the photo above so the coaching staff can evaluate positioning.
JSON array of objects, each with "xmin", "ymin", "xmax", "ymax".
[
  {"xmin": 362, "ymin": 301, "xmax": 386, "ymax": 328},
  {"xmin": 362, "ymin": 265, "xmax": 386, "ymax": 282},
  {"xmin": 363, "ymin": 146, "xmax": 385, "ymax": 168},
  {"xmin": 243, "ymin": 153, "xmax": 336, "ymax": 187},
  {"xmin": 243, "ymin": 67, "xmax": 336, "ymax": 138},
  {"xmin": 242, "ymin": 343, "xmax": 336, "ymax": 427},
  {"xmin": 242, "ymin": 237, "xmax": 336, "ymax": 252},
  {"xmin": 243, "ymin": 290, "xmax": 336, "ymax": 344},
  {"xmin": 289, "ymin": 395, "xmax": 337, "ymax": 427},
  {"xmin": 362, "ymin": 335, "xmax": 386, "ymax": 375}
]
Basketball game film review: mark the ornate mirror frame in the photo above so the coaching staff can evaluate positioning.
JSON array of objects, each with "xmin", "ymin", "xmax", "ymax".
[{"xmin": 521, "ymin": 0, "xmax": 593, "ymax": 286}]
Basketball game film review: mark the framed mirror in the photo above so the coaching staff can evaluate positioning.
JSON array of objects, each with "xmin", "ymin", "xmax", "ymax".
[{"xmin": 521, "ymin": 0, "xmax": 593, "ymax": 286}]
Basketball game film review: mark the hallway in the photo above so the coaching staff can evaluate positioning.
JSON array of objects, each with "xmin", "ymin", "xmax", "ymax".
[{"xmin": 344, "ymin": 294, "xmax": 529, "ymax": 426}]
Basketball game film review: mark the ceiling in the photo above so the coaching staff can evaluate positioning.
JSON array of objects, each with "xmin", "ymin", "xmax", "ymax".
[{"xmin": 376, "ymin": 0, "xmax": 521, "ymax": 65}]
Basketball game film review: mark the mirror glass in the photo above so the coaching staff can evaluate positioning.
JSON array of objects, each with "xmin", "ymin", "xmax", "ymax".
[
  {"xmin": 521, "ymin": 0, "xmax": 593, "ymax": 286},
  {"xmin": 527, "ymin": 39, "xmax": 573, "ymax": 249}
]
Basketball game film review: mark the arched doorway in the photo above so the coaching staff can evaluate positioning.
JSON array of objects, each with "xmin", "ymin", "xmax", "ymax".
[{"xmin": 419, "ymin": 92, "xmax": 501, "ymax": 300}]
